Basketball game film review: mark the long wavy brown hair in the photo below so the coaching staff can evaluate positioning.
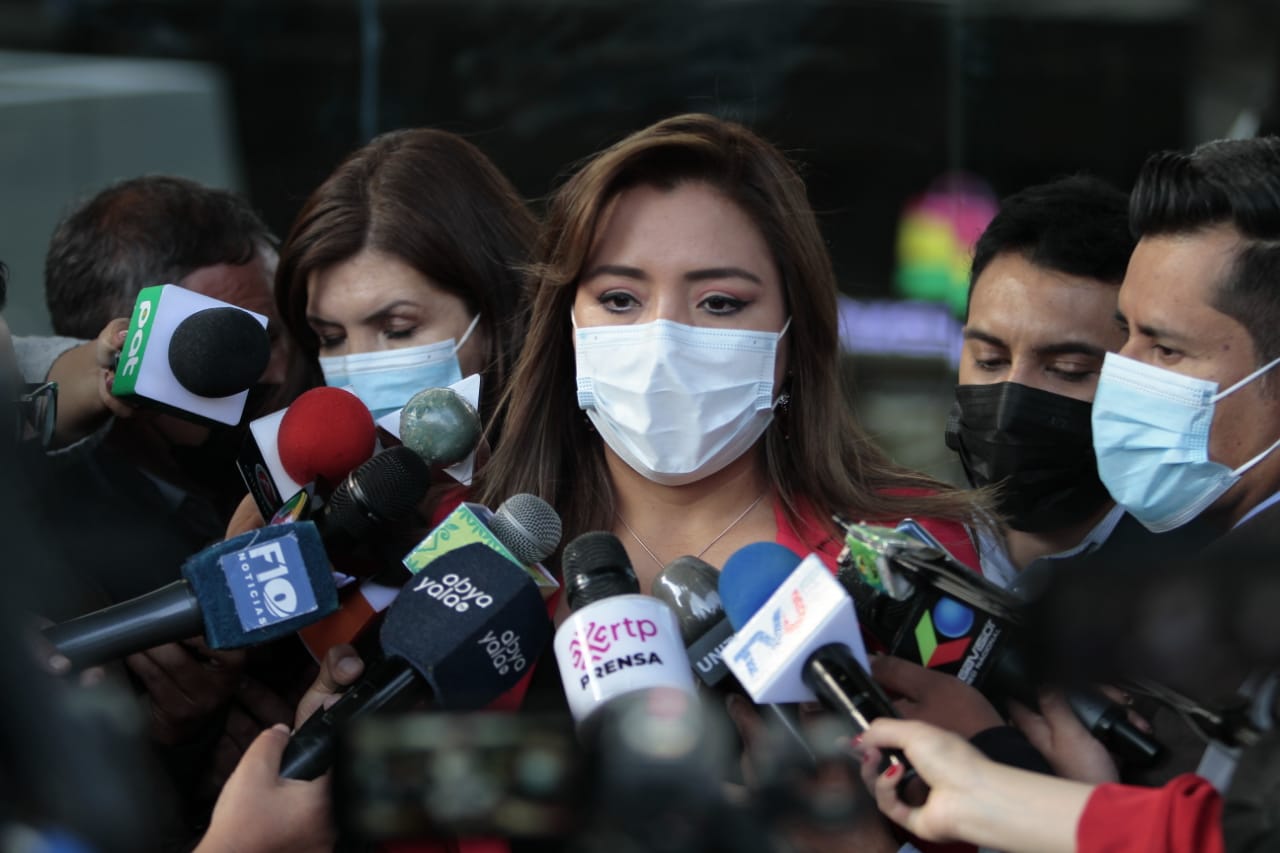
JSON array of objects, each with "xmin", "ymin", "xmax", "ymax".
[{"xmin": 478, "ymin": 114, "xmax": 980, "ymax": 547}]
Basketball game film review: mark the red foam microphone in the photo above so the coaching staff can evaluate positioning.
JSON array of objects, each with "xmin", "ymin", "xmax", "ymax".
[
  {"xmin": 278, "ymin": 387, "xmax": 378, "ymax": 487},
  {"xmin": 237, "ymin": 387, "xmax": 378, "ymax": 521}
]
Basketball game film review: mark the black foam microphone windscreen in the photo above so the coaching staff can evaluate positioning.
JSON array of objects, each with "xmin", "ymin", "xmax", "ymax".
[{"xmin": 168, "ymin": 307, "xmax": 271, "ymax": 398}]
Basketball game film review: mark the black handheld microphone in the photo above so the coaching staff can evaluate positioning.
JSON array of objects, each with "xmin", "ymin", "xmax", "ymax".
[
  {"xmin": 279, "ymin": 497, "xmax": 561, "ymax": 781},
  {"xmin": 43, "ymin": 522, "xmax": 339, "ymax": 670}
]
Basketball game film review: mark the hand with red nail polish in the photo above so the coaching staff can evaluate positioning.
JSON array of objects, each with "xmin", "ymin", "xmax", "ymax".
[{"xmin": 854, "ymin": 718, "xmax": 1092, "ymax": 853}]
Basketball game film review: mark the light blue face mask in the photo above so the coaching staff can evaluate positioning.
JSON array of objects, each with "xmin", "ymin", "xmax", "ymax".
[
  {"xmin": 1092, "ymin": 351, "xmax": 1280, "ymax": 532},
  {"xmin": 318, "ymin": 314, "xmax": 480, "ymax": 418}
]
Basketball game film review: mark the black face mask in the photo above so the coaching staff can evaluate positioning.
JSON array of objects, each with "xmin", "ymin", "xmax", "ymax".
[{"xmin": 944, "ymin": 382, "xmax": 1111, "ymax": 533}]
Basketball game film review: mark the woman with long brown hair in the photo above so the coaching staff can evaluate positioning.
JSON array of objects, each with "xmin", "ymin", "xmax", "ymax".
[
  {"xmin": 479, "ymin": 113, "xmax": 981, "ymax": 591},
  {"xmin": 275, "ymin": 128, "xmax": 535, "ymax": 438}
]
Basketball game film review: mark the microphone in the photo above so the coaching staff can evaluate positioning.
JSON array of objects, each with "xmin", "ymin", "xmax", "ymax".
[
  {"xmin": 112, "ymin": 284, "xmax": 270, "ymax": 426},
  {"xmin": 298, "ymin": 491, "xmax": 561, "ymax": 662},
  {"xmin": 237, "ymin": 387, "xmax": 379, "ymax": 521},
  {"xmin": 718, "ymin": 542, "xmax": 919, "ymax": 788},
  {"xmin": 398, "ymin": 386, "xmax": 483, "ymax": 469},
  {"xmin": 280, "ymin": 536, "xmax": 557, "ymax": 780},
  {"xmin": 834, "ymin": 518, "xmax": 1163, "ymax": 766},
  {"xmin": 553, "ymin": 532, "xmax": 696, "ymax": 724},
  {"xmin": 278, "ymin": 387, "xmax": 378, "ymax": 487},
  {"xmin": 653, "ymin": 555, "xmax": 814, "ymax": 758},
  {"xmin": 43, "ymin": 522, "xmax": 339, "ymax": 670},
  {"xmin": 311, "ymin": 446, "xmax": 430, "ymax": 563}
]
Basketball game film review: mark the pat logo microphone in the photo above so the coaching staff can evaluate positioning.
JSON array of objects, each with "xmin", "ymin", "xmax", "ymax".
[
  {"xmin": 112, "ymin": 284, "xmax": 271, "ymax": 426},
  {"xmin": 44, "ymin": 522, "xmax": 339, "ymax": 670},
  {"xmin": 553, "ymin": 532, "xmax": 695, "ymax": 724}
]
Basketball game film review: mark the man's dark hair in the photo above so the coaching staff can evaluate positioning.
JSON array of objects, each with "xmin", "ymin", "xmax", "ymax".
[
  {"xmin": 45, "ymin": 176, "xmax": 275, "ymax": 338},
  {"xmin": 969, "ymin": 175, "xmax": 1134, "ymax": 317},
  {"xmin": 0, "ymin": 261, "xmax": 8, "ymax": 312},
  {"xmin": 1130, "ymin": 137, "xmax": 1280, "ymax": 367}
]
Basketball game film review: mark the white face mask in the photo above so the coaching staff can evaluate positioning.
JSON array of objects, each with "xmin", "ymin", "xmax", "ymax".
[
  {"xmin": 319, "ymin": 314, "xmax": 480, "ymax": 418},
  {"xmin": 573, "ymin": 315, "xmax": 790, "ymax": 486}
]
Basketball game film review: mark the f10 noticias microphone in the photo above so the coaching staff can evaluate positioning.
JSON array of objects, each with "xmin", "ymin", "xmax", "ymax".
[
  {"xmin": 43, "ymin": 522, "xmax": 339, "ymax": 671},
  {"xmin": 279, "ymin": 494, "xmax": 561, "ymax": 780},
  {"xmin": 112, "ymin": 284, "xmax": 271, "ymax": 426},
  {"xmin": 718, "ymin": 542, "xmax": 920, "ymax": 789},
  {"xmin": 553, "ymin": 532, "xmax": 696, "ymax": 725},
  {"xmin": 834, "ymin": 519, "xmax": 1163, "ymax": 766}
]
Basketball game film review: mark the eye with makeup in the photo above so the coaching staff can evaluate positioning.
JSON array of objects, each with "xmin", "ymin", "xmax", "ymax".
[
  {"xmin": 699, "ymin": 293, "xmax": 749, "ymax": 316},
  {"xmin": 597, "ymin": 289, "xmax": 640, "ymax": 314}
]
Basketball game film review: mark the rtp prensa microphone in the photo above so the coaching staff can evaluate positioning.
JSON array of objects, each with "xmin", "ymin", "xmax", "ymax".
[
  {"xmin": 553, "ymin": 532, "xmax": 696, "ymax": 725},
  {"xmin": 834, "ymin": 518, "xmax": 1163, "ymax": 766},
  {"xmin": 43, "ymin": 522, "xmax": 339, "ymax": 670},
  {"xmin": 279, "ymin": 520, "xmax": 558, "ymax": 780},
  {"xmin": 112, "ymin": 284, "xmax": 271, "ymax": 426}
]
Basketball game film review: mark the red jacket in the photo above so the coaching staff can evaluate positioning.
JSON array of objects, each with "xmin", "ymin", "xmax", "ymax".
[{"xmin": 1077, "ymin": 774, "xmax": 1223, "ymax": 853}]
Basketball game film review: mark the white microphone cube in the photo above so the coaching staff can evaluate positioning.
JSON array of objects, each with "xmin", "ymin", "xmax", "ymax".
[
  {"xmin": 554, "ymin": 595, "xmax": 696, "ymax": 723},
  {"xmin": 722, "ymin": 554, "xmax": 869, "ymax": 705},
  {"xmin": 112, "ymin": 284, "xmax": 268, "ymax": 426}
]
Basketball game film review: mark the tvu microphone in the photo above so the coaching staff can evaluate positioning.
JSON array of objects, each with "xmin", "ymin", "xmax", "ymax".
[
  {"xmin": 653, "ymin": 555, "xmax": 813, "ymax": 760},
  {"xmin": 43, "ymin": 522, "xmax": 339, "ymax": 670},
  {"xmin": 553, "ymin": 532, "xmax": 696, "ymax": 725},
  {"xmin": 112, "ymin": 284, "xmax": 271, "ymax": 426},
  {"xmin": 280, "ymin": 540, "xmax": 555, "ymax": 780},
  {"xmin": 719, "ymin": 542, "xmax": 921, "ymax": 793}
]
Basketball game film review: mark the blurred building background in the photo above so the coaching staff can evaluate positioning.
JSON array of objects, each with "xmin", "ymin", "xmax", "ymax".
[{"xmin": 0, "ymin": 0, "xmax": 1276, "ymax": 481}]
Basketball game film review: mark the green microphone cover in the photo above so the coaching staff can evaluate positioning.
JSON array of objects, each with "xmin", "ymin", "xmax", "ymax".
[{"xmin": 399, "ymin": 387, "xmax": 482, "ymax": 467}]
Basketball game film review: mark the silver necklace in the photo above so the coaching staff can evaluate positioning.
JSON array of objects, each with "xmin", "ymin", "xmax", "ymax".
[{"xmin": 616, "ymin": 491, "xmax": 768, "ymax": 570}]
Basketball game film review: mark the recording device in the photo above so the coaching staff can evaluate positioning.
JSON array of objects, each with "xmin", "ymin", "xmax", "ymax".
[
  {"xmin": 653, "ymin": 554, "xmax": 813, "ymax": 758},
  {"xmin": 553, "ymin": 532, "xmax": 696, "ymax": 724},
  {"xmin": 298, "ymin": 492, "xmax": 561, "ymax": 661},
  {"xmin": 835, "ymin": 517, "xmax": 1163, "ymax": 766},
  {"xmin": 718, "ymin": 542, "xmax": 921, "ymax": 795},
  {"xmin": 236, "ymin": 386, "xmax": 380, "ymax": 521},
  {"xmin": 111, "ymin": 284, "xmax": 270, "ymax": 426},
  {"xmin": 43, "ymin": 522, "xmax": 339, "ymax": 670},
  {"xmin": 280, "ymin": 497, "xmax": 562, "ymax": 780},
  {"xmin": 377, "ymin": 373, "xmax": 483, "ymax": 486},
  {"xmin": 398, "ymin": 386, "xmax": 483, "ymax": 468},
  {"xmin": 278, "ymin": 387, "xmax": 377, "ymax": 486}
]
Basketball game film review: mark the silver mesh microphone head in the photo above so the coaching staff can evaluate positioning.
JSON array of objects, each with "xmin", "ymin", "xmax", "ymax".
[{"xmin": 489, "ymin": 493, "xmax": 562, "ymax": 565}]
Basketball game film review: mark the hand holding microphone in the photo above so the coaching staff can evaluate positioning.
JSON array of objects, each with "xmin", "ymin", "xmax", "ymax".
[
  {"xmin": 718, "ymin": 541, "xmax": 926, "ymax": 802},
  {"xmin": 280, "ymin": 494, "xmax": 561, "ymax": 780}
]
